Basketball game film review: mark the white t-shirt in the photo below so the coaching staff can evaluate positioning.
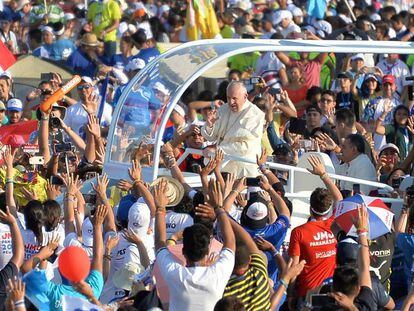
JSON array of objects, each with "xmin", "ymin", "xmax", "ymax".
[
  {"xmin": 100, "ymin": 233, "xmax": 155, "ymax": 304},
  {"xmin": 165, "ymin": 211, "xmax": 193, "ymax": 239},
  {"xmin": 64, "ymin": 101, "xmax": 113, "ymax": 136},
  {"xmin": 0, "ymin": 213, "xmax": 25, "ymax": 269},
  {"xmin": 156, "ymin": 247, "xmax": 235, "ymax": 311}
]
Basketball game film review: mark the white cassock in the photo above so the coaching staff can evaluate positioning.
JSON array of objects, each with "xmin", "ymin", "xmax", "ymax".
[{"xmin": 201, "ymin": 100, "xmax": 265, "ymax": 178}]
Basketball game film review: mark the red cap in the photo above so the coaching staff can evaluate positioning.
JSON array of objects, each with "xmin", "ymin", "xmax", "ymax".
[{"xmin": 382, "ymin": 74, "xmax": 395, "ymax": 85}]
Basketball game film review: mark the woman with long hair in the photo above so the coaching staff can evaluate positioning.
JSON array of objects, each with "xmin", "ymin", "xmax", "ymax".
[
  {"xmin": 352, "ymin": 71, "xmax": 381, "ymax": 120},
  {"xmin": 284, "ymin": 65, "xmax": 308, "ymax": 118},
  {"xmin": 375, "ymin": 104, "xmax": 413, "ymax": 158}
]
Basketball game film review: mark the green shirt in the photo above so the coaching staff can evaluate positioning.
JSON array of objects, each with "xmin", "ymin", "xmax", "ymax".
[
  {"xmin": 87, "ymin": 0, "xmax": 121, "ymax": 42},
  {"xmin": 385, "ymin": 124, "xmax": 412, "ymax": 159},
  {"xmin": 221, "ymin": 25, "xmax": 234, "ymax": 39},
  {"xmin": 228, "ymin": 52, "xmax": 260, "ymax": 72}
]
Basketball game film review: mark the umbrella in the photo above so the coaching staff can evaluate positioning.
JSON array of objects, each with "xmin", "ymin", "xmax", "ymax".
[{"xmin": 334, "ymin": 194, "xmax": 394, "ymax": 240}]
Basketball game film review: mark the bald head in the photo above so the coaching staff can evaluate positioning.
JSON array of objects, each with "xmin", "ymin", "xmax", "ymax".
[{"xmin": 226, "ymin": 81, "xmax": 248, "ymax": 112}]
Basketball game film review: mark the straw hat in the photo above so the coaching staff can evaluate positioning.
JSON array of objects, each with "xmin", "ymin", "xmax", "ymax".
[
  {"xmin": 80, "ymin": 33, "xmax": 99, "ymax": 47},
  {"xmin": 150, "ymin": 176, "xmax": 184, "ymax": 207},
  {"xmin": 113, "ymin": 262, "xmax": 145, "ymax": 290}
]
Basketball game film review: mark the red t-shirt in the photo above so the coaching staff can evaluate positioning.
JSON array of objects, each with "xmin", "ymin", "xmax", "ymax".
[{"xmin": 288, "ymin": 217, "xmax": 337, "ymax": 297}]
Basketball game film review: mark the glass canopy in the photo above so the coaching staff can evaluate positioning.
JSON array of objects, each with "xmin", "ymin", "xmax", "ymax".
[{"xmin": 104, "ymin": 39, "xmax": 414, "ymax": 181}]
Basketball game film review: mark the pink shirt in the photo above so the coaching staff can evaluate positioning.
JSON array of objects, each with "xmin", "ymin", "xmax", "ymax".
[{"xmin": 290, "ymin": 58, "xmax": 323, "ymax": 88}]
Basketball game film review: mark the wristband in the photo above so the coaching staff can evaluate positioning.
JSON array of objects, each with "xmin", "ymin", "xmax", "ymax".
[
  {"xmin": 166, "ymin": 238, "xmax": 176, "ymax": 245},
  {"xmin": 358, "ymin": 231, "xmax": 368, "ymax": 237},
  {"xmin": 231, "ymin": 189, "xmax": 240, "ymax": 195},
  {"xmin": 259, "ymin": 164, "xmax": 268, "ymax": 171},
  {"xmin": 215, "ymin": 209, "xmax": 226, "ymax": 217},
  {"xmin": 156, "ymin": 210, "xmax": 166, "ymax": 215},
  {"xmin": 103, "ymin": 254, "xmax": 112, "ymax": 260},
  {"xmin": 320, "ymin": 173, "xmax": 328, "ymax": 180},
  {"xmin": 280, "ymin": 279, "xmax": 289, "ymax": 289},
  {"xmin": 272, "ymin": 249, "xmax": 279, "ymax": 257},
  {"xmin": 5, "ymin": 178, "xmax": 14, "ymax": 184}
]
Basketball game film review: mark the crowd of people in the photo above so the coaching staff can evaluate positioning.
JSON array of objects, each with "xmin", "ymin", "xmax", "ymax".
[{"xmin": 1, "ymin": 0, "xmax": 414, "ymax": 310}]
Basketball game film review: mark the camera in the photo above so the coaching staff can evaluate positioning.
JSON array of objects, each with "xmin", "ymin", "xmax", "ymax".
[
  {"xmin": 249, "ymin": 77, "xmax": 261, "ymax": 85},
  {"xmin": 246, "ymin": 177, "xmax": 261, "ymax": 187},
  {"xmin": 55, "ymin": 142, "xmax": 72, "ymax": 153},
  {"xmin": 49, "ymin": 117, "xmax": 61, "ymax": 129},
  {"xmin": 29, "ymin": 156, "xmax": 45, "ymax": 165}
]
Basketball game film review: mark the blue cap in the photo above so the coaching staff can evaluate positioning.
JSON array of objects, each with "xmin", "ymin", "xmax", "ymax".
[{"xmin": 117, "ymin": 194, "xmax": 137, "ymax": 224}]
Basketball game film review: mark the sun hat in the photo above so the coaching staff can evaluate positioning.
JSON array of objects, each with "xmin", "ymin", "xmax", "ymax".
[
  {"xmin": 150, "ymin": 176, "xmax": 184, "ymax": 207},
  {"xmin": 80, "ymin": 33, "xmax": 99, "ymax": 47}
]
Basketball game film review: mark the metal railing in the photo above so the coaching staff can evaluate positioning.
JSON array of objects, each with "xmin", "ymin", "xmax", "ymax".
[{"xmin": 177, "ymin": 148, "xmax": 402, "ymax": 204}]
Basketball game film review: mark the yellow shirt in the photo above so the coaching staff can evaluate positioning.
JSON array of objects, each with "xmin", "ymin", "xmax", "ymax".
[{"xmin": 87, "ymin": 0, "xmax": 121, "ymax": 42}]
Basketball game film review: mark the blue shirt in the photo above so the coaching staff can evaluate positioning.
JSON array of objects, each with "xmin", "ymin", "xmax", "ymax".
[
  {"xmin": 133, "ymin": 47, "xmax": 160, "ymax": 64},
  {"xmin": 66, "ymin": 48, "xmax": 98, "ymax": 78},
  {"xmin": 24, "ymin": 269, "xmax": 103, "ymax": 311},
  {"xmin": 396, "ymin": 233, "xmax": 414, "ymax": 289},
  {"xmin": 110, "ymin": 53, "xmax": 133, "ymax": 71},
  {"xmin": 51, "ymin": 39, "xmax": 76, "ymax": 61},
  {"xmin": 243, "ymin": 215, "xmax": 290, "ymax": 285}
]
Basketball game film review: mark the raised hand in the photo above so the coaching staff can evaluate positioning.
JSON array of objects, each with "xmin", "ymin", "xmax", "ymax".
[
  {"xmin": 46, "ymin": 179, "xmax": 62, "ymax": 200},
  {"xmin": 86, "ymin": 114, "xmax": 101, "ymax": 138},
  {"xmin": 256, "ymin": 148, "xmax": 267, "ymax": 167},
  {"xmin": 153, "ymin": 179, "xmax": 169, "ymax": 211},
  {"xmin": 306, "ymin": 155, "xmax": 326, "ymax": 177},
  {"xmin": 21, "ymin": 187, "xmax": 38, "ymax": 201},
  {"xmin": 407, "ymin": 116, "xmax": 414, "ymax": 135},
  {"xmin": 200, "ymin": 158, "xmax": 216, "ymax": 177},
  {"xmin": 0, "ymin": 206, "xmax": 16, "ymax": 225},
  {"xmin": 92, "ymin": 174, "xmax": 109, "ymax": 200},
  {"xmin": 194, "ymin": 203, "xmax": 216, "ymax": 222},
  {"xmin": 6, "ymin": 277, "xmax": 25, "ymax": 304},
  {"xmin": 117, "ymin": 179, "xmax": 132, "ymax": 191},
  {"xmin": 105, "ymin": 234, "xmax": 120, "ymax": 252},
  {"xmin": 91, "ymin": 204, "xmax": 108, "ymax": 226},
  {"xmin": 235, "ymin": 193, "xmax": 248, "ymax": 208},
  {"xmin": 258, "ymin": 175, "xmax": 271, "ymax": 192},
  {"xmin": 123, "ymin": 229, "xmax": 142, "ymax": 245},
  {"xmin": 353, "ymin": 204, "xmax": 369, "ymax": 234},
  {"xmin": 128, "ymin": 160, "xmax": 141, "ymax": 181},
  {"xmin": 63, "ymin": 173, "xmax": 82, "ymax": 196},
  {"xmin": 3, "ymin": 145, "xmax": 15, "ymax": 168},
  {"xmin": 214, "ymin": 148, "xmax": 224, "ymax": 166},
  {"xmin": 315, "ymin": 133, "xmax": 337, "ymax": 151},
  {"xmin": 208, "ymin": 179, "xmax": 223, "ymax": 208},
  {"xmin": 281, "ymin": 258, "xmax": 306, "ymax": 284}
]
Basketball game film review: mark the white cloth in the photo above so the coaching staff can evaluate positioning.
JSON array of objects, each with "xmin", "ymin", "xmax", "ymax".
[
  {"xmin": 377, "ymin": 59, "xmax": 410, "ymax": 94},
  {"xmin": 64, "ymin": 101, "xmax": 113, "ymax": 136},
  {"xmin": 337, "ymin": 153, "xmax": 377, "ymax": 195},
  {"xmin": 165, "ymin": 211, "xmax": 194, "ymax": 239},
  {"xmin": 201, "ymin": 100, "xmax": 265, "ymax": 178},
  {"xmin": 156, "ymin": 247, "xmax": 235, "ymax": 311}
]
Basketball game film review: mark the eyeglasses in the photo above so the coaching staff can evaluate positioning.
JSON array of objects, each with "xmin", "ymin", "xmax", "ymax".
[{"xmin": 77, "ymin": 85, "xmax": 91, "ymax": 91}]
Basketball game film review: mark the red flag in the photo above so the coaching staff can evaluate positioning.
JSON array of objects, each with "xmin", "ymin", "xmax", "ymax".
[
  {"xmin": 0, "ymin": 120, "xmax": 38, "ymax": 147},
  {"xmin": 0, "ymin": 41, "xmax": 16, "ymax": 71}
]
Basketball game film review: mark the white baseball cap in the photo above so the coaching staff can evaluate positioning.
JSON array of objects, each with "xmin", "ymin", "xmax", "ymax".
[
  {"xmin": 153, "ymin": 82, "xmax": 170, "ymax": 96},
  {"xmin": 125, "ymin": 58, "xmax": 146, "ymax": 72},
  {"xmin": 273, "ymin": 10, "xmax": 293, "ymax": 25},
  {"xmin": 128, "ymin": 202, "xmax": 151, "ymax": 237},
  {"xmin": 7, "ymin": 98, "xmax": 23, "ymax": 112},
  {"xmin": 351, "ymin": 53, "xmax": 364, "ymax": 61},
  {"xmin": 81, "ymin": 217, "xmax": 94, "ymax": 247},
  {"xmin": 245, "ymin": 202, "xmax": 268, "ymax": 221}
]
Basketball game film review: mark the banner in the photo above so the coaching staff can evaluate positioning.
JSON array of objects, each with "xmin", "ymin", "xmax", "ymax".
[
  {"xmin": 0, "ymin": 40, "xmax": 17, "ymax": 71},
  {"xmin": 0, "ymin": 120, "xmax": 38, "ymax": 145}
]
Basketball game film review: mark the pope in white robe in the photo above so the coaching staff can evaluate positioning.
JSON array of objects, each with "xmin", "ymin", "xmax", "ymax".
[{"xmin": 201, "ymin": 81, "xmax": 265, "ymax": 177}]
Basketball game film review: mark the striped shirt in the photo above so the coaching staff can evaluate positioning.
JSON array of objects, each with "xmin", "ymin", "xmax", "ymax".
[{"xmin": 223, "ymin": 253, "xmax": 271, "ymax": 311}]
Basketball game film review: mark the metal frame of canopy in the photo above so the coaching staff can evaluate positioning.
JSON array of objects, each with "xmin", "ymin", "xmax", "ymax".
[{"xmin": 103, "ymin": 39, "xmax": 414, "ymax": 198}]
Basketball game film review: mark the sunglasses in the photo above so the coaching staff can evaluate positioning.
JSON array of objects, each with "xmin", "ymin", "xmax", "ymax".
[
  {"xmin": 77, "ymin": 85, "xmax": 91, "ymax": 91},
  {"xmin": 59, "ymin": 156, "xmax": 77, "ymax": 163},
  {"xmin": 41, "ymin": 90, "xmax": 53, "ymax": 95}
]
